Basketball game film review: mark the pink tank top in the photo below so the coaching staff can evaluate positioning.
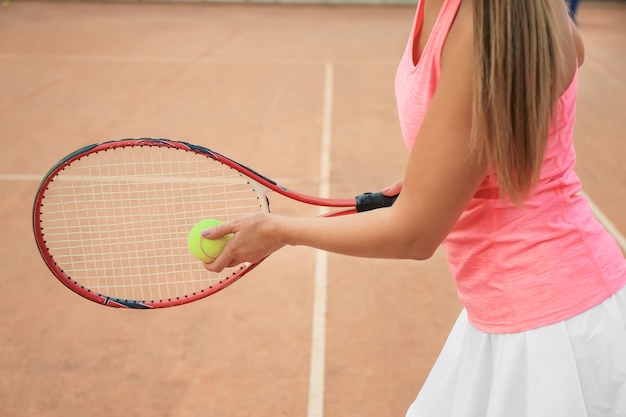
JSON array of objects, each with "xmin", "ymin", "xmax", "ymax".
[{"xmin": 395, "ymin": 0, "xmax": 626, "ymax": 333}]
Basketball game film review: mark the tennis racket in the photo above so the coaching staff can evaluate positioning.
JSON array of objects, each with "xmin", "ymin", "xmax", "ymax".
[{"xmin": 33, "ymin": 138, "xmax": 397, "ymax": 309}]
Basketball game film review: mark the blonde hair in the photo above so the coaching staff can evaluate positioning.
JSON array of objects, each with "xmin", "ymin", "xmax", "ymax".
[{"xmin": 471, "ymin": 0, "xmax": 566, "ymax": 204}]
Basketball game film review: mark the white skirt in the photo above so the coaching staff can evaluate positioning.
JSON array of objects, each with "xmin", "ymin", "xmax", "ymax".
[{"xmin": 406, "ymin": 285, "xmax": 626, "ymax": 417}]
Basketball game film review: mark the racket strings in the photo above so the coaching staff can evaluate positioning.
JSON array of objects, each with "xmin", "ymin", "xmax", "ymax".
[{"xmin": 39, "ymin": 145, "xmax": 264, "ymax": 303}]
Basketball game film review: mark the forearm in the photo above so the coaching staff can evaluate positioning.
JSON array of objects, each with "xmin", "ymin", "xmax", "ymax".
[{"xmin": 272, "ymin": 205, "xmax": 438, "ymax": 261}]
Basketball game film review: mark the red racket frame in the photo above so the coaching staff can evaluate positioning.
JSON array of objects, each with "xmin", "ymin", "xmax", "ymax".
[{"xmin": 33, "ymin": 138, "xmax": 388, "ymax": 308}]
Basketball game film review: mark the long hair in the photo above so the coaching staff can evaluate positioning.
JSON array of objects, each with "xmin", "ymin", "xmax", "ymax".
[{"xmin": 471, "ymin": 0, "xmax": 566, "ymax": 204}]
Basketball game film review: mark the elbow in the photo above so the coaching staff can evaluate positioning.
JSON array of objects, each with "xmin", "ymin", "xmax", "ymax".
[
  {"xmin": 386, "ymin": 218, "xmax": 443, "ymax": 261},
  {"xmin": 409, "ymin": 242, "xmax": 439, "ymax": 261},
  {"xmin": 396, "ymin": 233, "xmax": 441, "ymax": 261},
  {"xmin": 381, "ymin": 206, "xmax": 446, "ymax": 261}
]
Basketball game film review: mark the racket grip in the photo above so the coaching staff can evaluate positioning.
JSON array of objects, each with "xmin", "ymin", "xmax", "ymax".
[{"xmin": 355, "ymin": 192, "xmax": 398, "ymax": 212}]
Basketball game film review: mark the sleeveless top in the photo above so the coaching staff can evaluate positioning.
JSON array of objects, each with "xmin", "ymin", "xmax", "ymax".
[{"xmin": 394, "ymin": 0, "xmax": 626, "ymax": 333}]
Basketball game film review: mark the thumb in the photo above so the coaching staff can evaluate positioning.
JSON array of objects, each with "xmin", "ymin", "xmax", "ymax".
[
  {"xmin": 382, "ymin": 179, "xmax": 403, "ymax": 196},
  {"xmin": 201, "ymin": 221, "xmax": 235, "ymax": 240}
]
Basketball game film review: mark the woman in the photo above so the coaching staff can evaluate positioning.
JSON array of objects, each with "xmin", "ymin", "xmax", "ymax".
[{"xmin": 203, "ymin": 0, "xmax": 626, "ymax": 415}]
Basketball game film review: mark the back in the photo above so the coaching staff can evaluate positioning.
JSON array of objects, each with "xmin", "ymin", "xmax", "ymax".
[{"xmin": 444, "ymin": 70, "xmax": 626, "ymax": 333}]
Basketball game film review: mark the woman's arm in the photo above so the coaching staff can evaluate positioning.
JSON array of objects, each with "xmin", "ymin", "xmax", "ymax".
[{"xmin": 204, "ymin": 10, "xmax": 487, "ymax": 272}]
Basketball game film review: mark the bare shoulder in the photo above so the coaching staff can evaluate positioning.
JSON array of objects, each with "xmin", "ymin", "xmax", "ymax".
[
  {"xmin": 549, "ymin": 0, "xmax": 585, "ymax": 65},
  {"xmin": 551, "ymin": 0, "xmax": 585, "ymax": 88},
  {"xmin": 571, "ymin": 24, "xmax": 585, "ymax": 67},
  {"xmin": 563, "ymin": 9, "xmax": 585, "ymax": 66}
]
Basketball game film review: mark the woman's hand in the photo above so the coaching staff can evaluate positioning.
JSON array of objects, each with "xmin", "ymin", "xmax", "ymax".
[{"xmin": 201, "ymin": 212, "xmax": 285, "ymax": 273}]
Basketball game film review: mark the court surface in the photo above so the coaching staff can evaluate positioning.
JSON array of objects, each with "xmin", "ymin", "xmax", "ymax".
[{"xmin": 1, "ymin": 2, "xmax": 624, "ymax": 417}]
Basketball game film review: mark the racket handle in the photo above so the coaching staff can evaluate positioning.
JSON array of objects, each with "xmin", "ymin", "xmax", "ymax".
[{"xmin": 355, "ymin": 192, "xmax": 398, "ymax": 212}]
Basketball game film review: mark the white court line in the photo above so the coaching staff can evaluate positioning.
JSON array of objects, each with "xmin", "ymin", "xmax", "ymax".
[
  {"xmin": 0, "ymin": 174, "xmax": 43, "ymax": 181},
  {"xmin": 0, "ymin": 53, "xmax": 398, "ymax": 66},
  {"xmin": 307, "ymin": 62, "xmax": 333, "ymax": 417}
]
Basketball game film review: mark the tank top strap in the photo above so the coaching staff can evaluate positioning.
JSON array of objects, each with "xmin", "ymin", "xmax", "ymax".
[
  {"xmin": 413, "ymin": 0, "xmax": 463, "ymax": 69},
  {"xmin": 395, "ymin": 0, "xmax": 464, "ymax": 149}
]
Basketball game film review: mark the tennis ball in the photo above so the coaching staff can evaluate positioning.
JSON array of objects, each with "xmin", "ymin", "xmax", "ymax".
[{"xmin": 188, "ymin": 219, "xmax": 232, "ymax": 263}]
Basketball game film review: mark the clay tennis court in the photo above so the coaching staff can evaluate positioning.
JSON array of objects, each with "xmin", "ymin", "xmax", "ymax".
[{"xmin": 1, "ymin": 1, "xmax": 624, "ymax": 416}]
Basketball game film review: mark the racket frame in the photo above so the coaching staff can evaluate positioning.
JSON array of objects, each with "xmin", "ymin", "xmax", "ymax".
[{"xmin": 32, "ymin": 138, "xmax": 360, "ymax": 308}]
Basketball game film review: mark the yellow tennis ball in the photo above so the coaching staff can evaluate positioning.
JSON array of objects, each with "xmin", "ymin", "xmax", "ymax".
[{"xmin": 188, "ymin": 219, "xmax": 232, "ymax": 263}]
